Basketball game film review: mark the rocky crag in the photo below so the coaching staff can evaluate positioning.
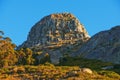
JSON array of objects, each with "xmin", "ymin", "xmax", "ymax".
[
  {"xmin": 73, "ymin": 26, "xmax": 120, "ymax": 64},
  {"xmin": 20, "ymin": 13, "xmax": 90, "ymax": 64}
]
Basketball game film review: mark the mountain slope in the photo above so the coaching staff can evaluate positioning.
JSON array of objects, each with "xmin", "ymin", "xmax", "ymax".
[{"xmin": 73, "ymin": 26, "xmax": 120, "ymax": 64}]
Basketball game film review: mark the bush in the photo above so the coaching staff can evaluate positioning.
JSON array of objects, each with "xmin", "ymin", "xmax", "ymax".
[{"xmin": 13, "ymin": 66, "xmax": 25, "ymax": 73}]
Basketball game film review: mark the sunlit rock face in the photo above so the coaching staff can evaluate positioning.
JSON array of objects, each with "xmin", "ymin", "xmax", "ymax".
[
  {"xmin": 20, "ymin": 13, "xmax": 90, "ymax": 64},
  {"xmin": 21, "ymin": 13, "xmax": 89, "ymax": 48},
  {"xmin": 74, "ymin": 26, "xmax": 120, "ymax": 64}
]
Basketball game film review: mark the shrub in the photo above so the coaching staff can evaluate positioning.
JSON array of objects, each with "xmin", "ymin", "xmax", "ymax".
[{"xmin": 13, "ymin": 66, "xmax": 25, "ymax": 73}]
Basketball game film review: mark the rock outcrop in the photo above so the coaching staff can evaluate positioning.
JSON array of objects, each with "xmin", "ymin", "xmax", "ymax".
[
  {"xmin": 74, "ymin": 26, "xmax": 120, "ymax": 64},
  {"xmin": 81, "ymin": 68, "xmax": 93, "ymax": 74},
  {"xmin": 20, "ymin": 13, "xmax": 90, "ymax": 64}
]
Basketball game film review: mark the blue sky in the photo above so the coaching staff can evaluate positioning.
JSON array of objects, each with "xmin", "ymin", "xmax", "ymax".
[{"xmin": 0, "ymin": 0, "xmax": 120, "ymax": 46}]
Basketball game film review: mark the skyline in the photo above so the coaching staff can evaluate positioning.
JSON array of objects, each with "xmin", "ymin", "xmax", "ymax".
[{"xmin": 0, "ymin": 0, "xmax": 120, "ymax": 46}]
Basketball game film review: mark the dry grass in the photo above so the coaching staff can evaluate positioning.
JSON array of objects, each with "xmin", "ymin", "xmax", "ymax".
[{"xmin": 0, "ymin": 62, "xmax": 119, "ymax": 80}]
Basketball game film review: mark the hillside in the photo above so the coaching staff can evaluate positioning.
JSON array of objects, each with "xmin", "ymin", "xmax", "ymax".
[{"xmin": 73, "ymin": 25, "xmax": 120, "ymax": 64}]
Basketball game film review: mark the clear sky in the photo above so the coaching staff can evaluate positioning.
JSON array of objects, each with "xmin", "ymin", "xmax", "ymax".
[{"xmin": 0, "ymin": 0, "xmax": 120, "ymax": 46}]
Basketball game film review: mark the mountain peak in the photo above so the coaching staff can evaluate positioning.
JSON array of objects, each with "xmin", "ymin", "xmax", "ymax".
[{"xmin": 20, "ymin": 13, "xmax": 89, "ymax": 49}]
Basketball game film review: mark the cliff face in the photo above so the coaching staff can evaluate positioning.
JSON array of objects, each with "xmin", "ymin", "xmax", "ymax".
[
  {"xmin": 74, "ymin": 26, "xmax": 120, "ymax": 64},
  {"xmin": 21, "ymin": 13, "xmax": 89, "ymax": 48},
  {"xmin": 20, "ymin": 13, "xmax": 90, "ymax": 64}
]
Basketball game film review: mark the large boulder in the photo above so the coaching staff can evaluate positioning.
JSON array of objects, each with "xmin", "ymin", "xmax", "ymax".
[{"xmin": 81, "ymin": 68, "xmax": 93, "ymax": 74}]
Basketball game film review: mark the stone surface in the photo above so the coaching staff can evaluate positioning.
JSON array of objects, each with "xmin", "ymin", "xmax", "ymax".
[
  {"xmin": 74, "ymin": 26, "xmax": 120, "ymax": 64},
  {"xmin": 20, "ymin": 13, "xmax": 89, "ymax": 48},
  {"xmin": 19, "ymin": 13, "xmax": 90, "ymax": 64},
  {"xmin": 81, "ymin": 68, "xmax": 93, "ymax": 74}
]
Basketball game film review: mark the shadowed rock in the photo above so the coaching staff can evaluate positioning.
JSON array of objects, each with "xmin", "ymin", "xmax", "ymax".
[{"xmin": 74, "ymin": 25, "xmax": 120, "ymax": 64}]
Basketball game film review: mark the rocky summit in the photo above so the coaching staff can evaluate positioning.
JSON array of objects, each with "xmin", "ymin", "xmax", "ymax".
[
  {"xmin": 20, "ymin": 13, "xmax": 90, "ymax": 64},
  {"xmin": 73, "ymin": 25, "xmax": 120, "ymax": 64}
]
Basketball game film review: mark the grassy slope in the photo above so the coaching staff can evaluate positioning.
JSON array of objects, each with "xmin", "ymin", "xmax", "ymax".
[{"xmin": 0, "ymin": 58, "xmax": 120, "ymax": 80}]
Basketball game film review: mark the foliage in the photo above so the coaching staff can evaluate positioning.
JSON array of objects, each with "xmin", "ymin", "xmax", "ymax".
[
  {"xmin": 39, "ymin": 53, "xmax": 51, "ymax": 64},
  {"xmin": 0, "ymin": 64, "xmax": 120, "ymax": 80},
  {"xmin": 0, "ymin": 31, "xmax": 35, "ymax": 67},
  {"xmin": 59, "ymin": 56, "xmax": 113, "ymax": 70},
  {"xmin": 0, "ymin": 31, "xmax": 17, "ymax": 67},
  {"xmin": 17, "ymin": 48, "xmax": 35, "ymax": 65}
]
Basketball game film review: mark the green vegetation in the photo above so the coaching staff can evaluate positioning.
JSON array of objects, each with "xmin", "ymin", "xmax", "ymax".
[
  {"xmin": 0, "ymin": 30, "xmax": 120, "ymax": 80},
  {"xmin": 59, "ymin": 56, "xmax": 113, "ymax": 70},
  {"xmin": 0, "ymin": 31, "xmax": 17, "ymax": 67},
  {"xmin": 17, "ymin": 48, "xmax": 35, "ymax": 65},
  {"xmin": 0, "ymin": 63, "xmax": 120, "ymax": 80},
  {"xmin": 59, "ymin": 56, "xmax": 120, "ymax": 79}
]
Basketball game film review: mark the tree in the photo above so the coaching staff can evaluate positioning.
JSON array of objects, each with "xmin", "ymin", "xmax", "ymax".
[
  {"xmin": 17, "ymin": 48, "xmax": 34, "ymax": 65},
  {"xmin": 24, "ymin": 48, "xmax": 34, "ymax": 65},
  {"xmin": 16, "ymin": 48, "xmax": 26, "ymax": 65},
  {"xmin": 0, "ymin": 31, "xmax": 17, "ymax": 67},
  {"xmin": 0, "ymin": 30, "xmax": 4, "ymax": 35}
]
